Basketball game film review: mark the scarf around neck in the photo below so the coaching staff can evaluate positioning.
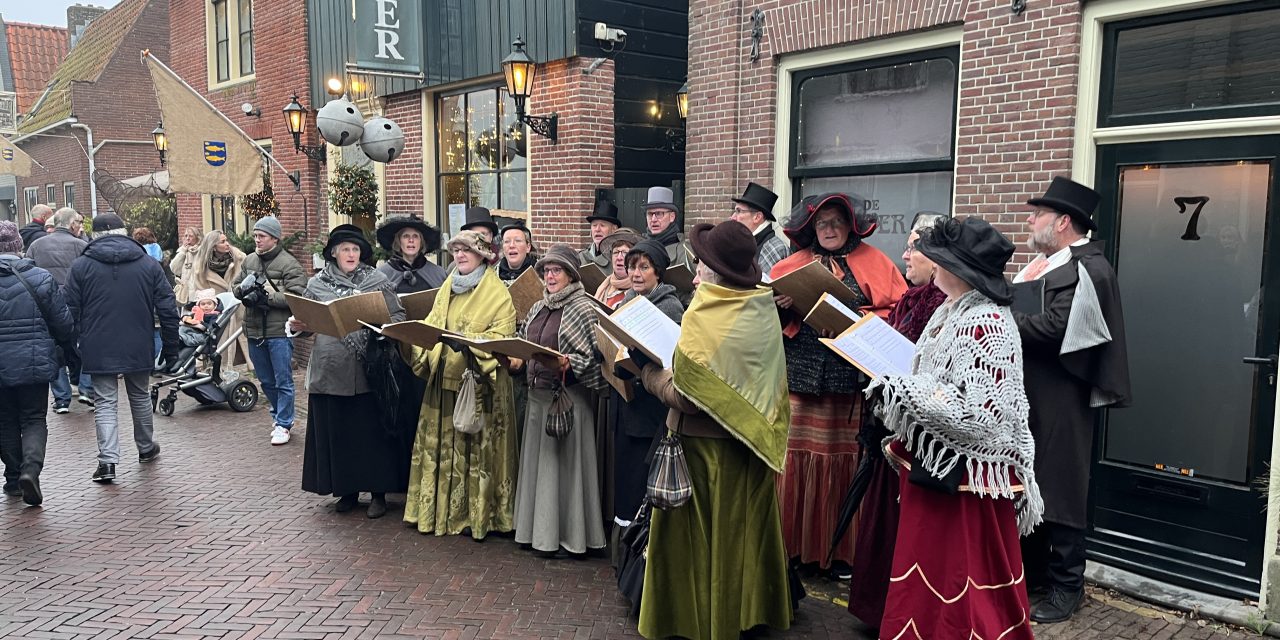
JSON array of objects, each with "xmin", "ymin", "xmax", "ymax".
[
  {"xmin": 594, "ymin": 271, "xmax": 631, "ymax": 306},
  {"xmin": 888, "ymin": 281, "xmax": 948, "ymax": 343},
  {"xmin": 499, "ymin": 254, "xmax": 536, "ymax": 281},
  {"xmin": 811, "ymin": 235, "xmax": 862, "ymax": 280},
  {"xmin": 451, "ymin": 263, "xmax": 488, "ymax": 294},
  {"xmin": 308, "ymin": 262, "xmax": 391, "ymax": 356},
  {"xmin": 389, "ymin": 254, "xmax": 427, "ymax": 271},
  {"xmin": 543, "ymin": 281, "xmax": 585, "ymax": 310},
  {"xmin": 648, "ymin": 222, "xmax": 682, "ymax": 247},
  {"xmin": 207, "ymin": 250, "xmax": 233, "ymax": 276}
]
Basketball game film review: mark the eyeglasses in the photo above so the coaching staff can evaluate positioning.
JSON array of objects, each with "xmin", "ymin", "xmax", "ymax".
[
  {"xmin": 543, "ymin": 266, "xmax": 566, "ymax": 276},
  {"xmin": 815, "ymin": 218, "xmax": 848, "ymax": 231},
  {"xmin": 731, "ymin": 206, "xmax": 755, "ymax": 217},
  {"xmin": 646, "ymin": 210, "xmax": 673, "ymax": 219},
  {"xmin": 904, "ymin": 242, "xmax": 917, "ymax": 255},
  {"xmin": 611, "ymin": 248, "xmax": 631, "ymax": 256}
]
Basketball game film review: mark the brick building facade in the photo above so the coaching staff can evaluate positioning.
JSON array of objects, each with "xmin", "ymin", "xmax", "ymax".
[
  {"xmin": 168, "ymin": 0, "xmax": 325, "ymax": 248},
  {"xmin": 683, "ymin": 0, "xmax": 1280, "ymax": 617},
  {"xmin": 13, "ymin": 0, "xmax": 168, "ymax": 221}
]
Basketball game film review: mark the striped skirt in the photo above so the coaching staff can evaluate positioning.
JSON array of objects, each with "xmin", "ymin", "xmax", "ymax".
[{"xmin": 777, "ymin": 391, "xmax": 862, "ymax": 568}]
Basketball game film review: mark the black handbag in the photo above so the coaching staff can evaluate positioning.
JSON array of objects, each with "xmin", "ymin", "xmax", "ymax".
[
  {"xmin": 907, "ymin": 434, "xmax": 965, "ymax": 495},
  {"xmin": 616, "ymin": 501, "xmax": 651, "ymax": 617}
]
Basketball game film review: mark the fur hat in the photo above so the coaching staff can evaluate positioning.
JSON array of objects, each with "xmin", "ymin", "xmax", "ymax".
[
  {"xmin": 0, "ymin": 221, "xmax": 22, "ymax": 254},
  {"xmin": 535, "ymin": 244, "xmax": 582, "ymax": 282},
  {"xmin": 447, "ymin": 230, "xmax": 497, "ymax": 262}
]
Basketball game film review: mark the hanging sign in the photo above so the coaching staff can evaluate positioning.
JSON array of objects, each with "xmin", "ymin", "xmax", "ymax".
[{"xmin": 354, "ymin": 0, "xmax": 422, "ymax": 75}]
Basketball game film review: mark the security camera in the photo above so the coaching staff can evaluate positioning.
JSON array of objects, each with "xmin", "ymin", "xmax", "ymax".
[{"xmin": 241, "ymin": 102, "xmax": 261, "ymax": 117}]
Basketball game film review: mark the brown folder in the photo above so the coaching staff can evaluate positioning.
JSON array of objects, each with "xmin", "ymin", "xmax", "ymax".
[
  {"xmin": 594, "ymin": 324, "xmax": 636, "ymax": 402},
  {"xmin": 767, "ymin": 259, "xmax": 862, "ymax": 317},
  {"xmin": 507, "ymin": 268, "xmax": 543, "ymax": 323},
  {"xmin": 284, "ymin": 291, "xmax": 390, "ymax": 338},
  {"xmin": 362, "ymin": 320, "xmax": 458, "ymax": 348},
  {"xmin": 398, "ymin": 288, "xmax": 439, "ymax": 321}
]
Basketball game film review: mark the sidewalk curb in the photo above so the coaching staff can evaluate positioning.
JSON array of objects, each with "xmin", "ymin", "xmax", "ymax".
[{"xmin": 1087, "ymin": 561, "xmax": 1278, "ymax": 636}]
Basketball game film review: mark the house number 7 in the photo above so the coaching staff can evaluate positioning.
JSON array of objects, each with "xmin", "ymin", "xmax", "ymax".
[{"xmin": 1174, "ymin": 196, "xmax": 1210, "ymax": 241}]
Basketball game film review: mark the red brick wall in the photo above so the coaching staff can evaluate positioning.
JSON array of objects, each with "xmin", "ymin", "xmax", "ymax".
[
  {"xmin": 382, "ymin": 93, "xmax": 424, "ymax": 218},
  {"xmin": 527, "ymin": 58, "xmax": 615, "ymax": 252},
  {"xmin": 15, "ymin": 0, "xmax": 170, "ymax": 219},
  {"xmin": 687, "ymin": 0, "xmax": 1083, "ymax": 269},
  {"xmin": 169, "ymin": 0, "xmax": 325, "ymax": 248}
]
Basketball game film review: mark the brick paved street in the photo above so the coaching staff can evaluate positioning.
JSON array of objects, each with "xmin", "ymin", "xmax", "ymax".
[{"xmin": 0, "ymin": 377, "xmax": 1259, "ymax": 639}]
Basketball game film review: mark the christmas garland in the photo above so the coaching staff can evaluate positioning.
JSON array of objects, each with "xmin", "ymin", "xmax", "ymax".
[
  {"xmin": 329, "ymin": 163, "xmax": 379, "ymax": 220},
  {"xmin": 239, "ymin": 170, "xmax": 280, "ymax": 219}
]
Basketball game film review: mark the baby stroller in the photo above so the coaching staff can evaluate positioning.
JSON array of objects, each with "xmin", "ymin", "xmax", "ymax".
[{"xmin": 150, "ymin": 292, "xmax": 260, "ymax": 416}]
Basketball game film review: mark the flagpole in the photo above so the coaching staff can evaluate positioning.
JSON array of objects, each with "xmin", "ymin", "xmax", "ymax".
[{"xmin": 141, "ymin": 50, "xmax": 304, "ymax": 189}]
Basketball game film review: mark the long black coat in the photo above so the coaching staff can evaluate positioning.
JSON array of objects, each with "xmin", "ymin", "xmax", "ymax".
[
  {"xmin": 1015, "ymin": 241, "xmax": 1131, "ymax": 529},
  {"xmin": 66, "ymin": 235, "xmax": 180, "ymax": 375}
]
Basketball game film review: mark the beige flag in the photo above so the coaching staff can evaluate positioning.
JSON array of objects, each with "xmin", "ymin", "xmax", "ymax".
[
  {"xmin": 0, "ymin": 134, "xmax": 35, "ymax": 177},
  {"xmin": 145, "ymin": 53, "xmax": 261, "ymax": 195}
]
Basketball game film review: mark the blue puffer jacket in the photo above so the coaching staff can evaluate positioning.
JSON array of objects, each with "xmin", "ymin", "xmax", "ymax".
[
  {"xmin": 66, "ymin": 234, "xmax": 180, "ymax": 375},
  {"xmin": 0, "ymin": 255, "xmax": 77, "ymax": 388}
]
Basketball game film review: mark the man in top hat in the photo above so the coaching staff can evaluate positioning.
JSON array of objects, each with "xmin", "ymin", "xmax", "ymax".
[
  {"xmin": 1013, "ymin": 176, "xmax": 1131, "ymax": 624},
  {"xmin": 461, "ymin": 206, "xmax": 499, "ymax": 246},
  {"xmin": 578, "ymin": 199, "xmax": 621, "ymax": 270},
  {"xmin": 729, "ymin": 181, "xmax": 789, "ymax": 275},
  {"xmin": 642, "ymin": 186, "xmax": 696, "ymax": 303}
]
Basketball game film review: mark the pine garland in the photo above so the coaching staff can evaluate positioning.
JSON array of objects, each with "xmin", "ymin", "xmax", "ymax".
[{"xmin": 329, "ymin": 163, "xmax": 379, "ymax": 220}]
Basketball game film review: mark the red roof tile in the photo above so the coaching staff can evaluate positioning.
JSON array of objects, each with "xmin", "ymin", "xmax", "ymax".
[{"xmin": 6, "ymin": 22, "xmax": 68, "ymax": 114}]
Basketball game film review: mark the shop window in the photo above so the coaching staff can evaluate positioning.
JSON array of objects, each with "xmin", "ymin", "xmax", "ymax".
[
  {"xmin": 208, "ymin": 0, "xmax": 254, "ymax": 87},
  {"xmin": 436, "ymin": 86, "xmax": 526, "ymax": 235},
  {"xmin": 1101, "ymin": 1, "xmax": 1280, "ymax": 127},
  {"xmin": 790, "ymin": 49, "xmax": 958, "ymax": 267},
  {"xmin": 63, "ymin": 183, "xmax": 75, "ymax": 210}
]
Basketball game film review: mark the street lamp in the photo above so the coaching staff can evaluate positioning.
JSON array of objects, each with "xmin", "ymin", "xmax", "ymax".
[
  {"xmin": 282, "ymin": 94, "xmax": 326, "ymax": 163},
  {"xmin": 501, "ymin": 38, "xmax": 558, "ymax": 143},
  {"xmin": 666, "ymin": 82, "xmax": 689, "ymax": 152},
  {"xmin": 325, "ymin": 77, "xmax": 344, "ymax": 97},
  {"xmin": 151, "ymin": 122, "xmax": 168, "ymax": 165}
]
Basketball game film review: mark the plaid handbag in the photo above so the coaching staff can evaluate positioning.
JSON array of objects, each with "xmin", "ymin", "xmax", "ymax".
[
  {"xmin": 544, "ymin": 371, "xmax": 575, "ymax": 439},
  {"xmin": 646, "ymin": 427, "xmax": 692, "ymax": 510}
]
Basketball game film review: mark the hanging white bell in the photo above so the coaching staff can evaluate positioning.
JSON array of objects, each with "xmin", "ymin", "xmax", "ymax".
[
  {"xmin": 316, "ymin": 97, "xmax": 364, "ymax": 147},
  {"xmin": 360, "ymin": 118, "xmax": 405, "ymax": 164}
]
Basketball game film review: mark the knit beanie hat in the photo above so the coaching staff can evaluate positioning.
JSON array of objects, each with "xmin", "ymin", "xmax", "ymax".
[
  {"xmin": 0, "ymin": 221, "xmax": 22, "ymax": 254},
  {"xmin": 253, "ymin": 216, "xmax": 283, "ymax": 240},
  {"xmin": 193, "ymin": 288, "xmax": 219, "ymax": 304}
]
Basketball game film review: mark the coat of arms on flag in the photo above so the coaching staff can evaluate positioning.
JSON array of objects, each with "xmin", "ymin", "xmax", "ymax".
[
  {"xmin": 204, "ymin": 141, "xmax": 227, "ymax": 166},
  {"xmin": 2, "ymin": 148, "xmax": 12, "ymax": 161}
]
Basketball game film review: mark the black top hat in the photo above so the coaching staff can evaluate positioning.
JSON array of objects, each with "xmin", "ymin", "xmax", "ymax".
[
  {"xmin": 324, "ymin": 223, "xmax": 374, "ymax": 265},
  {"xmin": 732, "ymin": 182, "xmax": 779, "ymax": 221},
  {"xmin": 689, "ymin": 222, "xmax": 761, "ymax": 289},
  {"xmin": 1026, "ymin": 176, "xmax": 1100, "ymax": 232},
  {"xmin": 915, "ymin": 217, "xmax": 1014, "ymax": 305},
  {"xmin": 783, "ymin": 192, "xmax": 877, "ymax": 249},
  {"xmin": 586, "ymin": 200, "xmax": 622, "ymax": 226},
  {"xmin": 461, "ymin": 206, "xmax": 499, "ymax": 236},
  {"xmin": 375, "ymin": 214, "xmax": 441, "ymax": 255}
]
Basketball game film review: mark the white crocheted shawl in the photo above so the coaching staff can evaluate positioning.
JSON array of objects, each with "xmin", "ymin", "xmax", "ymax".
[{"xmin": 868, "ymin": 289, "xmax": 1044, "ymax": 535}]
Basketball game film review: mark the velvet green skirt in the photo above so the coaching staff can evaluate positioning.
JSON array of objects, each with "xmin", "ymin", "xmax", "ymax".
[{"xmin": 638, "ymin": 436, "xmax": 793, "ymax": 640}]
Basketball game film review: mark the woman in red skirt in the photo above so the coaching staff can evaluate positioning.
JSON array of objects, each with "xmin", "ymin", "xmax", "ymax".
[{"xmin": 868, "ymin": 216, "xmax": 1043, "ymax": 640}]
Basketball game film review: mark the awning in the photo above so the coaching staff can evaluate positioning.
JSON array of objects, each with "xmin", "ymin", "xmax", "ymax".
[{"xmin": 122, "ymin": 170, "xmax": 170, "ymax": 191}]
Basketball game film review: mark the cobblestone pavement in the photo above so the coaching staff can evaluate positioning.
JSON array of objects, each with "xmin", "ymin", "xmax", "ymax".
[{"xmin": 0, "ymin": 375, "xmax": 1258, "ymax": 639}]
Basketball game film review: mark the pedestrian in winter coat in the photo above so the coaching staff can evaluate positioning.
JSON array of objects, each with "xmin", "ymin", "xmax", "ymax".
[
  {"xmin": 234, "ymin": 216, "xmax": 308, "ymax": 446},
  {"xmin": 19, "ymin": 204, "xmax": 52, "ymax": 250},
  {"xmin": 0, "ymin": 221, "xmax": 77, "ymax": 506},
  {"xmin": 375, "ymin": 214, "xmax": 447, "ymax": 295},
  {"xmin": 26, "ymin": 207, "xmax": 92, "ymax": 413},
  {"xmin": 184, "ymin": 230, "xmax": 250, "ymax": 368},
  {"xmin": 65, "ymin": 213, "xmax": 180, "ymax": 484},
  {"xmin": 170, "ymin": 226, "xmax": 202, "ymax": 304}
]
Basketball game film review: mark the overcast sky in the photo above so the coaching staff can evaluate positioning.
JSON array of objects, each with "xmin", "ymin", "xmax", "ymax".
[{"xmin": 2, "ymin": 0, "xmax": 122, "ymax": 27}]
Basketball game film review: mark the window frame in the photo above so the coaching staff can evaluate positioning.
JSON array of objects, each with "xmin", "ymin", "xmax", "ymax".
[
  {"xmin": 206, "ymin": 0, "xmax": 254, "ymax": 88},
  {"xmin": 433, "ymin": 84, "xmax": 528, "ymax": 234},
  {"xmin": 24, "ymin": 186, "xmax": 37, "ymax": 214},
  {"xmin": 237, "ymin": 0, "xmax": 254, "ymax": 77},
  {"xmin": 788, "ymin": 47, "xmax": 960, "ymax": 182},
  {"xmin": 46, "ymin": 184, "xmax": 56, "ymax": 207},
  {"xmin": 1098, "ymin": 0, "xmax": 1280, "ymax": 128},
  {"xmin": 63, "ymin": 182, "xmax": 75, "ymax": 210}
]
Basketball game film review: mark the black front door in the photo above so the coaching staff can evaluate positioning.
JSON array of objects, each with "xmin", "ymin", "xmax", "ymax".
[{"xmin": 1090, "ymin": 136, "xmax": 1280, "ymax": 600}]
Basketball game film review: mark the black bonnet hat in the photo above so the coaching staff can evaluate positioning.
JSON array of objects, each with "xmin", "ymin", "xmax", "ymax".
[
  {"xmin": 915, "ymin": 217, "xmax": 1015, "ymax": 305},
  {"xmin": 783, "ymin": 192, "xmax": 878, "ymax": 249},
  {"xmin": 375, "ymin": 214, "xmax": 441, "ymax": 254}
]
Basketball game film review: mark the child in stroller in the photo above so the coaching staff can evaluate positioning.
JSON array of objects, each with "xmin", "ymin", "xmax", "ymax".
[{"xmin": 171, "ymin": 288, "xmax": 222, "ymax": 372}]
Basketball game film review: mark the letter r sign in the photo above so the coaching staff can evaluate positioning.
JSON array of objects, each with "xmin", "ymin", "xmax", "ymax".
[{"xmin": 355, "ymin": 0, "xmax": 421, "ymax": 74}]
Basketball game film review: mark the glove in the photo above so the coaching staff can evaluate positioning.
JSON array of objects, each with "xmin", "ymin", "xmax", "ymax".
[
  {"xmin": 613, "ymin": 362, "xmax": 635, "ymax": 381},
  {"xmin": 629, "ymin": 349, "xmax": 655, "ymax": 371}
]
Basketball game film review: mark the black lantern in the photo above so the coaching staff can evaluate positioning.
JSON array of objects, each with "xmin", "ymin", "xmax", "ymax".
[
  {"xmin": 282, "ymin": 94, "xmax": 326, "ymax": 162},
  {"xmin": 501, "ymin": 38, "xmax": 558, "ymax": 143},
  {"xmin": 666, "ymin": 82, "xmax": 689, "ymax": 152},
  {"xmin": 151, "ymin": 122, "xmax": 168, "ymax": 165}
]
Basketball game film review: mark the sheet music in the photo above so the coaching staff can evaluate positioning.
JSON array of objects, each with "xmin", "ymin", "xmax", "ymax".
[
  {"xmin": 822, "ymin": 314, "xmax": 915, "ymax": 379},
  {"xmin": 607, "ymin": 295, "xmax": 681, "ymax": 368}
]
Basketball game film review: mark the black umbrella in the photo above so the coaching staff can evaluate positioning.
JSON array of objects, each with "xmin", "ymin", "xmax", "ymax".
[{"xmin": 827, "ymin": 420, "xmax": 888, "ymax": 565}]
